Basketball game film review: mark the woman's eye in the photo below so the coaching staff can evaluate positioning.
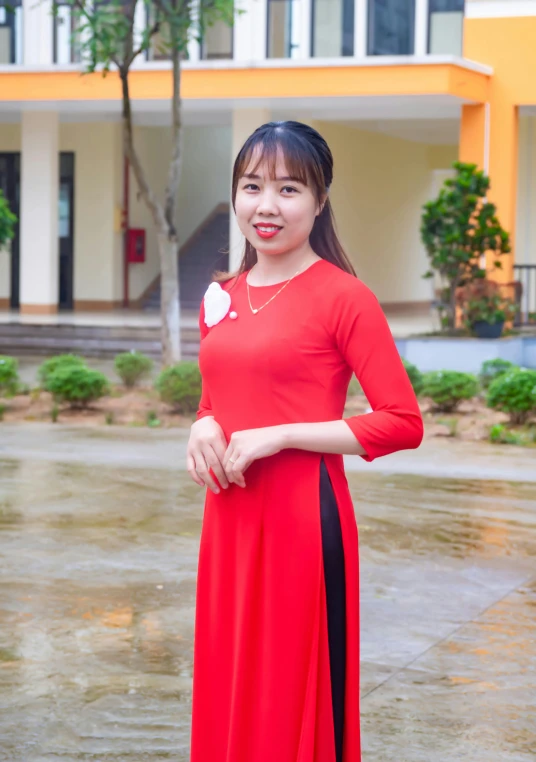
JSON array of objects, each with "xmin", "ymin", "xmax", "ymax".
[
  {"xmin": 281, "ymin": 186, "xmax": 298, "ymax": 194},
  {"xmin": 244, "ymin": 183, "xmax": 259, "ymax": 191}
]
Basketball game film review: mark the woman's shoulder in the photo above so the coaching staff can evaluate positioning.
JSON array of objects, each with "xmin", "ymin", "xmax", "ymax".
[{"xmin": 318, "ymin": 260, "xmax": 378, "ymax": 305}]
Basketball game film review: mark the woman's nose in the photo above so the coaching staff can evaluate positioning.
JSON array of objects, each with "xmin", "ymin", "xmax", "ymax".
[{"xmin": 256, "ymin": 191, "xmax": 279, "ymax": 216}]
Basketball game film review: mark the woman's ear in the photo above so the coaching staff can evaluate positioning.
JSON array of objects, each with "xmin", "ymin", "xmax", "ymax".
[{"xmin": 316, "ymin": 192, "xmax": 328, "ymax": 217}]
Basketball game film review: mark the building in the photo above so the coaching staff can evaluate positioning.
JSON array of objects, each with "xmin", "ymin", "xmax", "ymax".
[{"xmin": 0, "ymin": 0, "xmax": 535, "ymax": 321}]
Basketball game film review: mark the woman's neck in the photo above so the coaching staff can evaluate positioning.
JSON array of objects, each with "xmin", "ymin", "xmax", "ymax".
[{"xmin": 250, "ymin": 249, "xmax": 321, "ymax": 286}]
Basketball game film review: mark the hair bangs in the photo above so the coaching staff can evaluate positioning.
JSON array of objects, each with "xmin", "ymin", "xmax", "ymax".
[{"xmin": 234, "ymin": 127, "xmax": 324, "ymax": 200}]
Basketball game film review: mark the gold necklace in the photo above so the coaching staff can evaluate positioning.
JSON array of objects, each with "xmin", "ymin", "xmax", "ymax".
[{"xmin": 246, "ymin": 261, "xmax": 311, "ymax": 315}]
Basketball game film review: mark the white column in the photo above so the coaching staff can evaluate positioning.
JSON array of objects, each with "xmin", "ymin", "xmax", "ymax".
[
  {"xmin": 229, "ymin": 108, "xmax": 271, "ymax": 271},
  {"xmin": 414, "ymin": 0, "xmax": 429, "ymax": 56},
  {"xmin": 233, "ymin": 0, "xmax": 268, "ymax": 61},
  {"xmin": 23, "ymin": 0, "xmax": 53, "ymax": 65},
  {"xmin": 20, "ymin": 112, "xmax": 59, "ymax": 314},
  {"xmin": 295, "ymin": 0, "xmax": 312, "ymax": 59},
  {"xmin": 355, "ymin": 0, "xmax": 367, "ymax": 58}
]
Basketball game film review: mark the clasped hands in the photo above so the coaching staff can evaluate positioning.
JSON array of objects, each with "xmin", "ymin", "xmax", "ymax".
[{"xmin": 187, "ymin": 416, "xmax": 286, "ymax": 493}]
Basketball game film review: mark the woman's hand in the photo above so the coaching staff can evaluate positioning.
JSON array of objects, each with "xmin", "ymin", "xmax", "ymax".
[
  {"xmin": 222, "ymin": 426, "xmax": 286, "ymax": 488},
  {"xmin": 187, "ymin": 416, "xmax": 230, "ymax": 494}
]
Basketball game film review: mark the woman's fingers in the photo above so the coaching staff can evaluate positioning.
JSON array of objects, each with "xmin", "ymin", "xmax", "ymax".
[
  {"xmin": 187, "ymin": 449, "xmax": 220, "ymax": 493},
  {"xmin": 206, "ymin": 446, "xmax": 230, "ymax": 490},
  {"xmin": 186, "ymin": 452, "xmax": 205, "ymax": 487}
]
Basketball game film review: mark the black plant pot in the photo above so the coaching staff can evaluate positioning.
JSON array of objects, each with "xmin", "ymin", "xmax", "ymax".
[{"xmin": 472, "ymin": 320, "xmax": 505, "ymax": 339}]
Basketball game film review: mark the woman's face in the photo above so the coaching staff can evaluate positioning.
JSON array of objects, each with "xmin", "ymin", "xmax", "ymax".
[{"xmin": 234, "ymin": 147, "xmax": 323, "ymax": 257}]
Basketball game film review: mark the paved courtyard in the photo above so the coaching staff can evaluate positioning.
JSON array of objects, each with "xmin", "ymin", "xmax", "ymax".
[{"xmin": 0, "ymin": 425, "xmax": 535, "ymax": 761}]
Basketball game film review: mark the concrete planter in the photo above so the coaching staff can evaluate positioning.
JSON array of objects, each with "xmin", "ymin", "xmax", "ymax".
[{"xmin": 395, "ymin": 335, "xmax": 536, "ymax": 373}]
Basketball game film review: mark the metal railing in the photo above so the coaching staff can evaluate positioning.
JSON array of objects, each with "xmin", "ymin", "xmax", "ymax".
[{"xmin": 513, "ymin": 264, "xmax": 536, "ymax": 327}]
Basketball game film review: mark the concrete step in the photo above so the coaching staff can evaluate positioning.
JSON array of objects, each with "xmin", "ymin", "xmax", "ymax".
[{"xmin": 0, "ymin": 321, "xmax": 201, "ymax": 360}]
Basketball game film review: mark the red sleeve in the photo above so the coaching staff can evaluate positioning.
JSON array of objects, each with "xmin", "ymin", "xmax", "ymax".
[
  {"xmin": 196, "ymin": 299, "xmax": 215, "ymax": 421},
  {"xmin": 333, "ymin": 281, "xmax": 424, "ymax": 462}
]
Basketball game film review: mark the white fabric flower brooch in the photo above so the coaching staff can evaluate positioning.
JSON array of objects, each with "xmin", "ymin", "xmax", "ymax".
[{"xmin": 203, "ymin": 282, "xmax": 237, "ymax": 327}]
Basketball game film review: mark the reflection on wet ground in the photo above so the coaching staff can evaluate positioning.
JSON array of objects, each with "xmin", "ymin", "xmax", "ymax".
[{"xmin": 0, "ymin": 426, "xmax": 535, "ymax": 761}]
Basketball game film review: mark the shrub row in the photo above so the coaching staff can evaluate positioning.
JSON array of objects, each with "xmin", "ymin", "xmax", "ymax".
[
  {"xmin": 402, "ymin": 358, "xmax": 536, "ymax": 425},
  {"xmin": 0, "ymin": 351, "xmax": 200, "ymax": 413}
]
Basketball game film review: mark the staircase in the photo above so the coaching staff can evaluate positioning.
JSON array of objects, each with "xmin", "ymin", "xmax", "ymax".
[{"xmin": 143, "ymin": 204, "xmax": 230, "ymax": 311}]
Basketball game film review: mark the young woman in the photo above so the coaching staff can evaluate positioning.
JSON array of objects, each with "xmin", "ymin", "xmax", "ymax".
[{"xmin": 187, "ymin": 120, "xmax": 423, "ymax": 762}]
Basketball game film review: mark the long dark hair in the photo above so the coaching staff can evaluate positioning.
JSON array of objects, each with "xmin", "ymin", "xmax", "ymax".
[{"xmin": 212, "ymin": 120, "xmax": 357, "ymax": 287}]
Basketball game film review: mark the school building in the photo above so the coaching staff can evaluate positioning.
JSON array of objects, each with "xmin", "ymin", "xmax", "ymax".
[{"xmin": 0, "ymin": 0, "xmax": 535, "ymax": 326}]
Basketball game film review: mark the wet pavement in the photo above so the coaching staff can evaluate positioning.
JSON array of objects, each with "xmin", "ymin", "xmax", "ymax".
[{"xmin": 0, "ymin": 425, "xmax": 535, "ymax": 761}]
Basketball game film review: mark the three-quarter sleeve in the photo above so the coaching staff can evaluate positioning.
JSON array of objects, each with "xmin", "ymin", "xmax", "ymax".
[
  {"xmin": 334, "ymin": 281, "xmax": 424, "ymax": 462},
  {"xmin": 196, "ymin": 299, "xmax": 215, "ymax": 421}
]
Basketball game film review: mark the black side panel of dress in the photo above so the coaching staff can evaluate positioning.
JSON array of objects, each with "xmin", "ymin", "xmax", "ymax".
[{"xmin": 319, "ymin": 457, "xmax": 346, "ymax": 762}]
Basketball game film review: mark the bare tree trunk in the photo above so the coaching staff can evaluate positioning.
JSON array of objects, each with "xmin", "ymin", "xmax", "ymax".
[
  {"xmin": 119, "ymin": 68, "xmax": 182, "ymax": 365},
  {"xmin": 158, "ymin": 232, "xmax": 181, "ymax": 363}
]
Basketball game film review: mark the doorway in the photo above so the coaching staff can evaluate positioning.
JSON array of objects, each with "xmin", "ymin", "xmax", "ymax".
[
  {"xmin": 59, "ymin": 153, "xmax": 75, "ymax": 310},
  {"xmin": 0, "ymin": 153, "xmax": 21, "ymax": 309},
  {"xmin": 0, "ymin": 151, "xmax": 74, "ymax": 310}
]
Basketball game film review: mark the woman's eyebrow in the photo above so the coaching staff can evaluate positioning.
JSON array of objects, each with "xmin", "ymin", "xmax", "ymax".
[{"xmin": 242, "ymin": 173, "xmax": 303, "ymax": 183}]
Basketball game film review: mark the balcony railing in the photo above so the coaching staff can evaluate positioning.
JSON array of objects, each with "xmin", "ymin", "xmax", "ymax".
[
  {"xmin": 513, "ymin": 264, "xmax": 536, "ymax": 327},
  {"xmin": 0, "ymin": 0, "xmax": 22, "ymax": 64}
]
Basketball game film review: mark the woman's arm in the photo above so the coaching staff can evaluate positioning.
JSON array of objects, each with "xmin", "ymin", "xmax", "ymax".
[{"xmin": 278, "ymin": 281, "xmax": 424, "ymax": 462}]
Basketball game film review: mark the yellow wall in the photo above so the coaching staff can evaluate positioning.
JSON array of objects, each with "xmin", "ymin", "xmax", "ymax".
[
  {"xmin": 313, "ymin": 121, "xmax": 456, "ymax": 305},
  {"xmin": 61, "ymin": 122, "xmax": 122, "ymax": 304}
]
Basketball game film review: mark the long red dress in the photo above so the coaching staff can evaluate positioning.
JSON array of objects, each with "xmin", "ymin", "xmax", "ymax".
[{"xmin": 190, "ymin": 257, "xmax": 423, "ymax": 762}]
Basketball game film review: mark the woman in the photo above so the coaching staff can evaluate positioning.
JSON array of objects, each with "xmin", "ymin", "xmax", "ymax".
[{"xmin": 187, "ymin": 121, "xmax": 423, "ymax": 762}]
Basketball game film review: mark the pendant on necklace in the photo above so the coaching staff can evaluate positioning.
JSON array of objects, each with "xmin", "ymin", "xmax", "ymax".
[{"xmin": 252, "ymin": 309, "xmax": 258, "ymax": 314}]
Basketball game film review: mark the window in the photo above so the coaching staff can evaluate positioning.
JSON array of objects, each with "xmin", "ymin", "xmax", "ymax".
[
  {"xmin": 311, "ymin": 0, "xmax": 354, "ymax": 57},
  {"xmin": 0, "ymin": 0, "xmax": 22, "ymax": 64},
  {"xmin": 53, "ymin": 2, "xmax": 82, "ymax": 64},
  {"xmin": 267, "ymin": 0, "xmax": 300, "ymax": 59},
  {"xmin": 367, "ymin": 0, "xmax": 415, "ymax": 56},
  {"xmin": 428, "ymin": 0, "xmax": 464, "ymax": 56},
  {"xmin": 200, "ymin": 19, "xmax": 233, "ymax": 59}
]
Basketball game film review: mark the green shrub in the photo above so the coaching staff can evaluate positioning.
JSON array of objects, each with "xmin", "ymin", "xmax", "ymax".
[
  {"xmin": 38, "ymin": 354, "xmax": 86, "ymax": 389},
  {"xmin": 479, "ymin": 358, "xmax": 519, "ymax": 390},
  {"xmin": 114, "ymin": 351, "xmax": 153, "ymax": 388},
  {"xmin": 402, "ymin": 358, "xmax": 424, "ymax": 396},
  {"xmin": 146, "ymin": 409, "xmax": 161, "ymax": 427},
  {"xmin": 421, "ymin": 370, "xmax": 479, "ymax": 412},
  {"xmin": 155, "ymin": 362, "xmax": 202, "ymax": 413},
  {"xmin": 46, "ymin": 366, "xmax": 110, "ymax": 408},
  {"xmin": 488, "ymin": 423, "xmax": 526, "ymax": 446},
  {"xmin": 0, "ymin": 356, "xmax": 19, "ymax": 396},
  {"xmin": 486, "ymin": 369, "xmax": 536, "ymax": 425}
]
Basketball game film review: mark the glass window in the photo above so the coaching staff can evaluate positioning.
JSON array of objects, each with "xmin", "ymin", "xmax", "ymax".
[
  {"xmin": 311, "ymin": 0, "xmax": 354, "ymax": 57},
  {"xmin": 201, "ymin": 19, "xmax": 233, "ymax": 59},
  {"xmin": 267, "ymin": 0, "xmax": 300, "ymax": 59},
  {"xmin": 428, "ymin": 0, "xmax": 464, "ymax": 56},
  {"xmin": 53, "ymin": 2, "xmax": 82, "ymax": 64},
  {"xmin": 367, "ymin": 0, "xmax": 415, "ymax": 56},
  {"xmin": 0, "ymin": 0, "xmax": 22, "ymax": 64}
]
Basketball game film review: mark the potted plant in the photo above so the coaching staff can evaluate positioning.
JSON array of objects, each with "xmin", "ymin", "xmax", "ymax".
[
  {"xmin": 420, "ymin": 161, "xmax": 511, "ymax": 334},
  {"xmin": 457, "ymin": 278, "xmax": 517, "ymax": 338}
]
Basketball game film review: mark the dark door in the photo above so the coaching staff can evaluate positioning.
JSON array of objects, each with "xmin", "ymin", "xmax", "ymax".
[
  {"xmin": 0, "ymin": 153, "xmax": 21, "ymax": 309},
  {"xmin": 59, "ymin": 153, "xmax": 75, "ymax": 310}
]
